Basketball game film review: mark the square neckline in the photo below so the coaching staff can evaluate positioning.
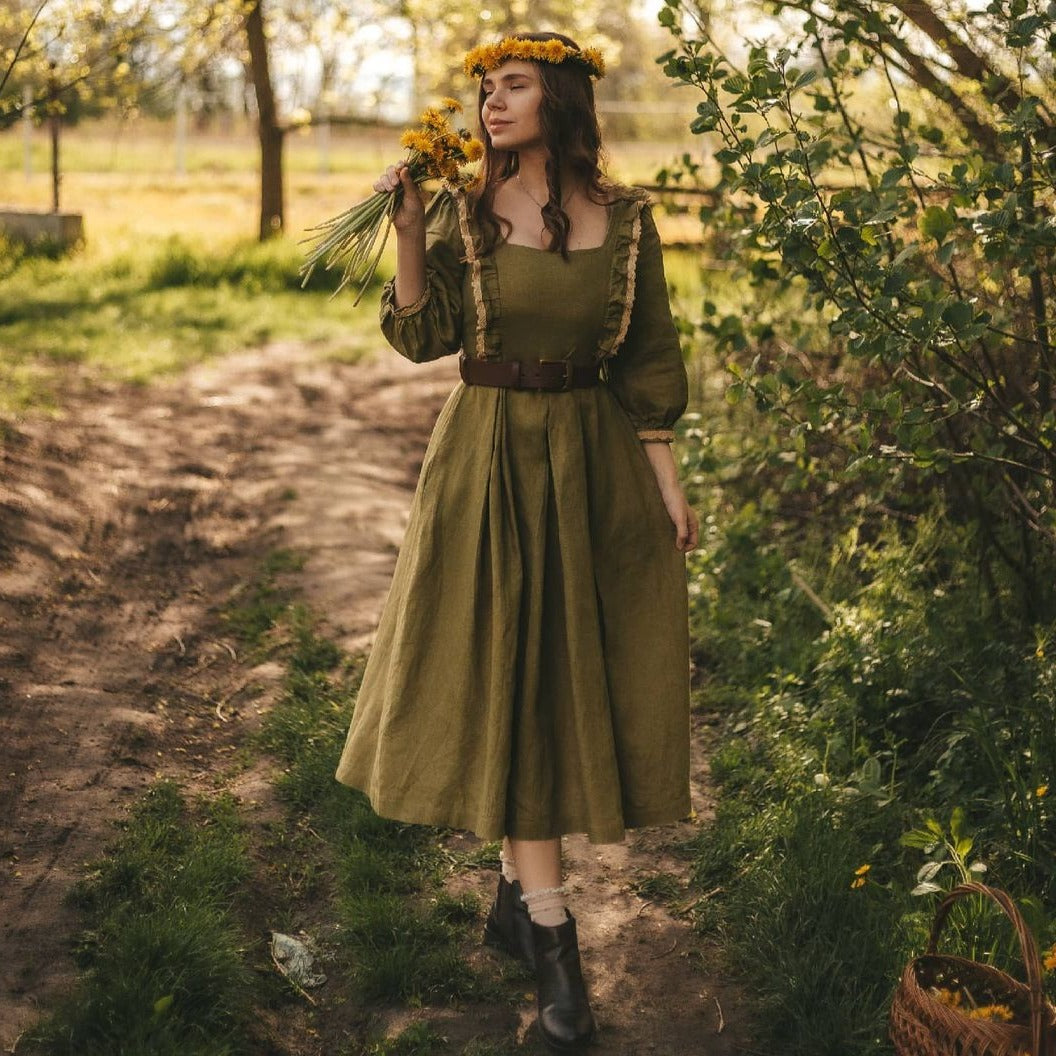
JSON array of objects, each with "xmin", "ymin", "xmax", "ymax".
[{"xmin": 497, "ymin": 199, "xmax": 619, "ymax": 255}]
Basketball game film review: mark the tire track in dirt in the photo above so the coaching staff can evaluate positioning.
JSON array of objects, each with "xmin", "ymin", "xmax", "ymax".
[{"xmin": 0, "ymin": 343, "xmax": 751, "ymax": 1054}]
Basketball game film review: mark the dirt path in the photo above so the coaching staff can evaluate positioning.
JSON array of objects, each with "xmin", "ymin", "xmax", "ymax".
[{"xmin": 0, "ymin": 343, "xmax": 750, "ymax": 1054}]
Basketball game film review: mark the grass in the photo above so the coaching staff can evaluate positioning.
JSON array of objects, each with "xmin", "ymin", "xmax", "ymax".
[
  {"xmin": 676, "ymin": 402, "xmax": 1056, "ymax": 1053},
  {"xmin": 21, "ymin": 545, "xmax": 527, "ymax": 1055},
  {"xmin": 0, "ymin": 233, "xmax": 381, "ymax": 414},
  {"xmin": 242, "ymin": 598, "xmax": 494, "ymax": 1007},
  {"xmin": 218, "ymin": 551, "xmax": 522, "ymax": 1046},
  {"xmin": 23, "ymin": 782, "xmax": 262, "ymax": 1056}
]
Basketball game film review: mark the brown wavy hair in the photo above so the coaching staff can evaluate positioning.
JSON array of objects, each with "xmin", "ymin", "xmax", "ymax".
[{"xmin": 469, "ymin": 31, "xmax": 620, "ymax": 260}]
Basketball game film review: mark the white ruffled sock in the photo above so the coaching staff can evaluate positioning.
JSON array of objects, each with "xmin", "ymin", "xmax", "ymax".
[
  {"xmin": 521, "ymin": 883, "xmax": 570, "ymax": 927},
  {"xmin": 500, "ymin": 837, "xmax": 520, "ymax": 885}
]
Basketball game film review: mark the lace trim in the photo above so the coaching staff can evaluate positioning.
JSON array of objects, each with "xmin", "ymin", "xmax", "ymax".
[
  {"xmin": 453, "ymin": 189, "xmax": 486, "ymax": 360},
  {"xmin": 637, "ymin": 428, "xmax": 676, "ymax": 442},
  {"xmin": 390, "ymin": 284, "xmax": 430, "ymax": 318},
  {"xmin": 610, "ymin": 200, "xmax": 644, "ymax": 358},
  {"xmin": 519, "ymin": 884, "xmax": 569, "ymax": 902}
]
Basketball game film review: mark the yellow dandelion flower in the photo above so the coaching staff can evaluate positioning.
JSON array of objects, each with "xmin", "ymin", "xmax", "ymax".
[
  {"xmin": 463, "ymin": 36, "xmax": 605, "ymax": 78},
  {"xmin": 1044, "ymin": 944, "xmax": 1056, "ymax": 971},
  {"xmin": 850, "ymin": 876, "xmax": 866, "ymax": 889},
  {"xmin": 1036, "ymin": 784, "xmax": 1048, "ymax": 798},
  {"xmin": 463, "ymin": 138, "xmax": 484, "ymax": 162},
  {"xmin": 439, "ymin": 96, "xmax": 463, "ymax": 112},
  {"xmin": 399, "ymin": 129, "xmax": 433, "ymax": 154},
  {"xmin": 854, "ymin": 863, "xmax": 871, "ymax": 876},
  {"xmin": 582, "ymin": 47, "xmax": 606, "ymax": 75},
  {"xmin": 419, "ymin": 107, "xmax": 446, "ymax": 130},
  {"xmin": 966, "ymin": 1004, "xmax": 1014, "ymax": 1022},
  {"xmin": 933, "ymin": 987, "xmax": 962, "ymax": 1008}
]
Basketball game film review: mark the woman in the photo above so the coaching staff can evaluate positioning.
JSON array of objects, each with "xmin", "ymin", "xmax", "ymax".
[{"xmin": 335, "ymin": 31, "xmax": 699, "ymax": 1053}]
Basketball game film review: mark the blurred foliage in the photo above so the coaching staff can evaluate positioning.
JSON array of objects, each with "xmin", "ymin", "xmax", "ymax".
[
  {"xmin": 657, "ymin": 1, "xmax": 1056, "ymax": 1052},
  {"xmin": 660, "ymin": 0, "xmax": 1056, "ymax": 617}
]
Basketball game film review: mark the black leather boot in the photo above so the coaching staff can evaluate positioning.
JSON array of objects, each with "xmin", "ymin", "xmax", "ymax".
[
  {"xmin": 482, "ymin": 873, "xmax": 535, "ymax": 968},
  {"xmin": 531, "ymin": 911, "xmax": 597, "ymax": 1053}
]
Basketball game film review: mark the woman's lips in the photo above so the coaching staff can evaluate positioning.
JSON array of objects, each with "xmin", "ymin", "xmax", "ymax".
[{"xmin": 488, "ymin": 121, "xmax": 512, "ymax": 132}]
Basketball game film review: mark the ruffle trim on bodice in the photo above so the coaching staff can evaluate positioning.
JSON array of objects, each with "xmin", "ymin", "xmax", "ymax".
[
  {"xmin": 451, "ymin": 186, "xmax": 502, "ymax": 360},
  {"xmin": 597, "ymin": 190, "xmax": 648, "ymax": 362},
  {"xmin": 447, "ymin": 182, "xmax": 650, "ymax": 363}
]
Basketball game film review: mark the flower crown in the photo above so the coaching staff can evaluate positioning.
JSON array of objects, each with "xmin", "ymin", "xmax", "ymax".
[{"xmin": 463, "ymin": 37, "xmax": 606, "ymax": 79}]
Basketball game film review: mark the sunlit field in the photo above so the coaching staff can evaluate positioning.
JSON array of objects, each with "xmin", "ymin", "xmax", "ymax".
[{"xmin": 0, "ymin": 117, "xmax": 707, "ymax": 255}]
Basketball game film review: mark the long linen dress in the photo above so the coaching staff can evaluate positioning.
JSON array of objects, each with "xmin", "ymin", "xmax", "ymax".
[{"xmin": 334, "ymin": 182, "xmax": 691, "ymax": 845}]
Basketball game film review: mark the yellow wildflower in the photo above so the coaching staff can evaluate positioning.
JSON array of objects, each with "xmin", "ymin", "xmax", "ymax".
[
  {"xmin": 464, "ymin": 138, "xmax": 484, "ymax": 162},
  {"xmin": 854, "ymin": 863, "xmax": 871, "ymax": 875},
  {"xmin": 419, "ymin": 107, "xmax": 445, "ymax": 130},
  {"xmin": 463, "ymin": 36, "xmax": 606, "ymax": 79},
  {"xmin": 1044, "ymin": 943, "xmax": 1056, "ymax": 971},
  {"xmin": 582, "ymin": 47, "xmax": 607, "ymax": 76},
  {"xmin": 400, "ymin": 129, "xmax": 433, "ymax": 153},
  {"xmin": 965, "ymin": 1004, "xmax": 1014, "ymax": 1022},
  {"xmin": 1037, "ymin": 784, "xmax": 1048, "ymax": 798},
  {"xmin": 933, "ymin": 987, "xmax": 962, "ymax": 1007},
  {"xmin": 439, "ymin": 96, "xmax": 463, "ymax": 112}
]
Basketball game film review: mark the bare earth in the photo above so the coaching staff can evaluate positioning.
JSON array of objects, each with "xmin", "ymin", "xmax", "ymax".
[{"xmin": 0, "ymin": 342, "xmax": 752, "ymax": 1055}]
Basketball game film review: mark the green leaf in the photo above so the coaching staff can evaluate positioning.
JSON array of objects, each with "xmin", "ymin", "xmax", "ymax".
[
  {"xmin": 917, "ymin": 861, "xmax": 944, "ymax": 883},
  {"xmin": 941, "ymin": 301, "xmax": 973, "ymax": 331},
  {"xmin": 900, "ymin": 829, "xmax": 937, "ymax": 849},
  {"xmin": 153, "ymin": 994, "xmax": 174, "ymax": 1016},
  {"xmin": 949, "ymin": 806, "xmax": 965, "ymax": 841},
  {"xmin": 919, "ymin": 205, "xmax": 954, "ymax": 243},
  {"xmin": 912, "ymin": 881, "xmax": 944, "ymax": 896}
]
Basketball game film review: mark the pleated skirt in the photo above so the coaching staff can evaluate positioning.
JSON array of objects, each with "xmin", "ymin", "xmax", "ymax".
[{"xmin": 334, "ymin": 377, "xmax": 691, "ymax": 844}]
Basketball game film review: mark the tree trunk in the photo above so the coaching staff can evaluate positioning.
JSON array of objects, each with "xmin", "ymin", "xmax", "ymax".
[{"xmin": 244, "ymin": 0, "xmax": 284, "ymax": 240}]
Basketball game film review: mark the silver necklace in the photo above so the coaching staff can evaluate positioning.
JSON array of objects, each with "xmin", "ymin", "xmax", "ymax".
[{"xmin": 515, "ymin": 171, "xmax": 549, "ymax": 210}]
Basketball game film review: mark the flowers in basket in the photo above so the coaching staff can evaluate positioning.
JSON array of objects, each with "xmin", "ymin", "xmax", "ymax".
[
  {"xmin": 300, "ymin": 98, "xmax": 484, "ymax": 303},
  {"xmin": 931, "ymin": 986, "xmax": 1017, "ymax": 1022}
]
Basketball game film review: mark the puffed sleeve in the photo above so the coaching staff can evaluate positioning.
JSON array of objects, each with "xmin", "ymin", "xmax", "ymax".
[
  {"xmin": 378, "ymin": 187, "xmax": 465, "ymax": 363},
  {"xmin": 604, "ymin": 203, "xmax": 689, "ymax": 442}
]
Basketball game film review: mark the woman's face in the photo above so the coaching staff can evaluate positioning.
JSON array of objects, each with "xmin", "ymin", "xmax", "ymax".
[{"xmin": 481, "ymin": 59, "xmax": 544, "ymax": 152}]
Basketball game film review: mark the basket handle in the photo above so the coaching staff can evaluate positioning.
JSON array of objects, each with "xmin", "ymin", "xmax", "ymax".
[{"xmin": 927, "ymin": 882, "xmax": 1048, "ymax": 1056}]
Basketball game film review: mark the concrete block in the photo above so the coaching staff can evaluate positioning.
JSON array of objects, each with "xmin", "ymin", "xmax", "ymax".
[{"xmin": 0, "ymin": 211, "xmax": 85, "ymax": 248}]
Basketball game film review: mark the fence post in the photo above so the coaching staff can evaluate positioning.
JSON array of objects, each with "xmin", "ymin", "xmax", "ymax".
[{"xmin": 22, "ymin": 84, "xmax": 34, "ymax": 180}]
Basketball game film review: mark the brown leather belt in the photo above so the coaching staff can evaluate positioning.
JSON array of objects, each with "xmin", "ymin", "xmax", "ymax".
[{"xmin": 459, "ymin": 354, "xmax": 601, "ymax": 392}]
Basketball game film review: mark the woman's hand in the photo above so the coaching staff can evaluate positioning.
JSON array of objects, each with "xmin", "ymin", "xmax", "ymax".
[
  {"xmin": 641, "ymin": 441, "xmax": 699, "ymax": 553},
  {"xmin": 657, "ymin": 478, "xmax": 699, "ymax": 553},
  {"xmin": 373, "ymin": 162, "xmax": 425, "ymax": 232}
]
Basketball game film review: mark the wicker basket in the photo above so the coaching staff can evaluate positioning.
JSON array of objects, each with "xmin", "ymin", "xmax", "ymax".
[{"xmin": 890, "ymin": 882, "xmax": 1056, "ymax": 1056}]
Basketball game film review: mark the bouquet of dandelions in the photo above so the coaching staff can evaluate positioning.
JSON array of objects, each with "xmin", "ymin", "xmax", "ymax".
[{"xmin": 300, "ymin": 98, "xmax": 483, "ymax": 303}]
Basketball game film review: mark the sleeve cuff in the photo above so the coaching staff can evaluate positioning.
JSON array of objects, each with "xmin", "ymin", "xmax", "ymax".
[
  {"xmin": 384, "ymin": 280, "xmax": 431, "ymax": 319},
  {"xmin": 636, "ymin": 428, "xmax": 676, "ymax": 443}
]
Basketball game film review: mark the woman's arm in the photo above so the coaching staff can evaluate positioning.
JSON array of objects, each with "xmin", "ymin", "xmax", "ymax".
[
  {"xmin": 375, "ymin": 163, "xmax": 426, "ymax": 308},
  {"xmin": 642, "ymin": 441, "xmax": 699, "ymax": 553}
]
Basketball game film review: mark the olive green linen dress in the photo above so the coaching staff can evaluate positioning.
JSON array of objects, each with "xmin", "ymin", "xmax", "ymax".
[{"xmin": 334, "ymin": 182, "xmax": 691, "ymax": 845}]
